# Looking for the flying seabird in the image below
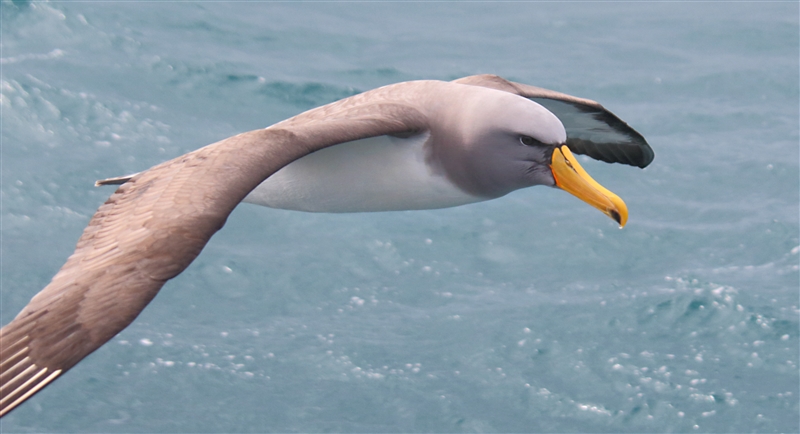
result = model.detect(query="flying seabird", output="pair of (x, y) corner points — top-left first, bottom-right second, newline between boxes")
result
(0, 74), (653, 417)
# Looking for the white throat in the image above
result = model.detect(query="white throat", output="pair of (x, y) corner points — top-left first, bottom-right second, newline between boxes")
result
(243, 133), (484, 212)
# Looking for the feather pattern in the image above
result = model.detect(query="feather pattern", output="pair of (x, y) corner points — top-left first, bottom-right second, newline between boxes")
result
(0, 86), (427, 416)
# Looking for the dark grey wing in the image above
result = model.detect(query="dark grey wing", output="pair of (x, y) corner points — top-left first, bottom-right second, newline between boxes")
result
(453, 74), (654, 168)
(526, 98), (653, 169)
(0, 85), (428, 417)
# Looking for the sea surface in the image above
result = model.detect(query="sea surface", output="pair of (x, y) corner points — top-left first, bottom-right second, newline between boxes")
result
(1, 2), (798, 433)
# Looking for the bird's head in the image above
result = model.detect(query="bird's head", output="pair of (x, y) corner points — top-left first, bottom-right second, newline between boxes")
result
(432, 87), (628, 227)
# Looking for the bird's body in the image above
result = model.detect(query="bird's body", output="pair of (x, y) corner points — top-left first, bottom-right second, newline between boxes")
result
(244, 132), (483, 212)
(249, 80), (568, 211)
(0, 75), (653, 419)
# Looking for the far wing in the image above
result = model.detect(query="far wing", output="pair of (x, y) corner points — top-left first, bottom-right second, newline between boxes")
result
(453, 74), (654, 168)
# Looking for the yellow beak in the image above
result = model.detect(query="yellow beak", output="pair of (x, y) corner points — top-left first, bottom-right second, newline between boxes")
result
(550, 145), (628, 228)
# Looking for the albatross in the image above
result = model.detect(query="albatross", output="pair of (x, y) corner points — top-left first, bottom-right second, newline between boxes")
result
(0, 74), (653, 417)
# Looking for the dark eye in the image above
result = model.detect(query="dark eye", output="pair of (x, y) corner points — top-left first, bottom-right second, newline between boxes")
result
(519, 135), (539, 146)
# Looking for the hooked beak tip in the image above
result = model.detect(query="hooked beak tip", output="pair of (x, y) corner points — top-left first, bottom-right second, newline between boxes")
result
(610, 209), (622, 227)
(550, 145), (628, 228)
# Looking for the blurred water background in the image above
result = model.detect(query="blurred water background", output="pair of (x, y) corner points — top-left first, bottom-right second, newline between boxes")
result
(1, 1), (798, 432)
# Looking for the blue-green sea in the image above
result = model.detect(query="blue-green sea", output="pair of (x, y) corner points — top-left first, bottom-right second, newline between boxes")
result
(1, 2), (798, 432)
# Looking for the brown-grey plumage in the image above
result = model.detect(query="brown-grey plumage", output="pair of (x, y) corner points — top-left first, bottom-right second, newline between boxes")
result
(0, 75), (652, 417)
(0, 83), (427, 417)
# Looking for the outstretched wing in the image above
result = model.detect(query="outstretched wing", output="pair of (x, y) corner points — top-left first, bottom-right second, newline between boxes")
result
(0, 85), (428, 417)
(453, 74), (654, 168)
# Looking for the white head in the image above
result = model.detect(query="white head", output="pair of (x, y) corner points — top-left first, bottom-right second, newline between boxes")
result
(426, 86), (567, 198)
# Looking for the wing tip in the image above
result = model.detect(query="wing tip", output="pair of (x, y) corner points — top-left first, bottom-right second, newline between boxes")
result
(95, 173), (137, 187)
(0, 329), (64, 418)
(0, 366), (62, 417)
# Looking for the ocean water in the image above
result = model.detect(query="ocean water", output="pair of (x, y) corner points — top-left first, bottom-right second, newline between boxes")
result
(1, 1), (798, 432)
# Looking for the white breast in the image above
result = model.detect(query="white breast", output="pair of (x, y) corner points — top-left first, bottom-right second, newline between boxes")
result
(243, 133), (483, 212)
